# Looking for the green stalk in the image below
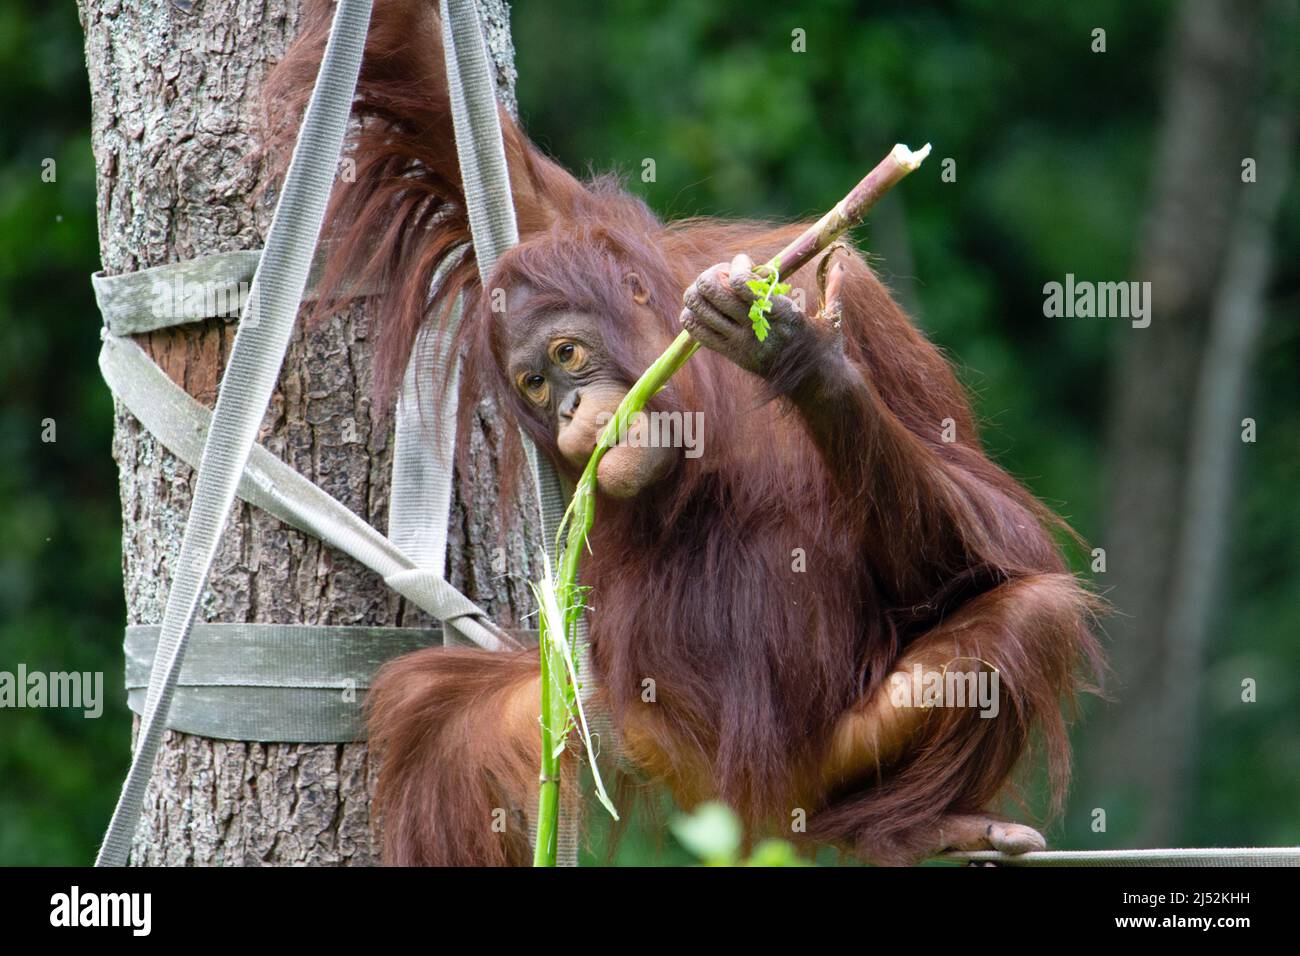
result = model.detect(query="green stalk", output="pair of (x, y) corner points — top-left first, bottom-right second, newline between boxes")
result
(533, 614), (561, 866)
(531, 143), (930, 866)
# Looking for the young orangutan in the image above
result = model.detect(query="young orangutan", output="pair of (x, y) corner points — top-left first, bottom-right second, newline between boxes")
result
(265, 0), (1103, 866)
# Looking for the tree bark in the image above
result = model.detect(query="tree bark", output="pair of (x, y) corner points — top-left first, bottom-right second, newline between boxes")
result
(1082, 0), (1287, 844)
(79, 0), (534, 865)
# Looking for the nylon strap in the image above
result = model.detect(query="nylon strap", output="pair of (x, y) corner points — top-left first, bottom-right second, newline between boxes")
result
(95, 0), (375, 867)
(389, 315), (460, 579)
(97, 332), (506, 652)
(92, 250), (263, 335)
(441, 0), (517, 280)
(124, 623), (444, 742)
(389, 247), (471, 601)
(438, 1), (558, 532)
(90, 247), (379, 336)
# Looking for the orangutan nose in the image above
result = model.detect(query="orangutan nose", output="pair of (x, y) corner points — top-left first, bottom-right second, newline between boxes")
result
(558, 389), (581, 421)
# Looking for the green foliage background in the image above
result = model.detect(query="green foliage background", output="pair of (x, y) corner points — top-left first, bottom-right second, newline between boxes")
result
(1, 0), (1296, 864)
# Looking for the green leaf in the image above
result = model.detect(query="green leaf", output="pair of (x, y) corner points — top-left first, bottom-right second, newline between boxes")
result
(745, 259), (786, 341)
(744, 839), (813, 867)
(670, 802), (743, 864)
(749, 301), (771, 341)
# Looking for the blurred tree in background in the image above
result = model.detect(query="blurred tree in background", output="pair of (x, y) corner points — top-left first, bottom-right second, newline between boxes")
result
(0, 1), (124, 863)
(1, 0), (1296, 863)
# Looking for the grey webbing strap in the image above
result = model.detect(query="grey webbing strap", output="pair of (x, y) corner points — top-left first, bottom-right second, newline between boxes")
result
(95, 0), (375, 867)
(90, 237), (469, 607)
(98, 333), (506, 652)
(124, 623), (444, 743)
(389, 246), (472, 608)
(387, 0), (524, 651)
(441, 0), (517, 280)
(440, 0), (569, 543)
(89, 248), (379, 336)
(442, 0), (572, 592)
(441, 0), (588, 867)
(92, 250), (263, 336)
(390, 315), (460, 579)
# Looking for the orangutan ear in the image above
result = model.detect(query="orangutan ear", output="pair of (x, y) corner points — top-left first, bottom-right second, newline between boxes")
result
(625, 272), (651, 305)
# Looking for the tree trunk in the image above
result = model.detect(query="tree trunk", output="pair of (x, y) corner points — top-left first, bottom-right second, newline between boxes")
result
(1082, 0), (1287, 845)
(79, 0), (534, 865)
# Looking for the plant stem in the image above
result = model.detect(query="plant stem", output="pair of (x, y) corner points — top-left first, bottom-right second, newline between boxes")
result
(533, 639), (560, 866)
(771, 142), (931, 277)
(532, 767), (559, 866)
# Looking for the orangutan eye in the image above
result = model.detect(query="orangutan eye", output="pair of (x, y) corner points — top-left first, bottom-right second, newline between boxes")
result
(516, 372), (550, 405)
(550, 340), (586, 370)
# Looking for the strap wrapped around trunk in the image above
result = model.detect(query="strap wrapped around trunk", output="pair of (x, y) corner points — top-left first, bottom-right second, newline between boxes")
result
(123, 623), (445, 743)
